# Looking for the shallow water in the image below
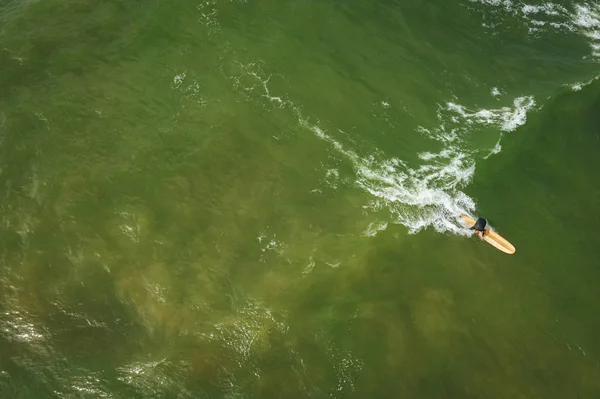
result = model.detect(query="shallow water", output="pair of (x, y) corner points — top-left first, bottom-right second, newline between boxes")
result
(1, 0), (600, 397)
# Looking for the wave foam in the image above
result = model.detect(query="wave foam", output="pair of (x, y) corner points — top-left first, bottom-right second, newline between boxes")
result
(572, 3), (600, 57)
(226, 62), (536, 235)
(469, 0), (600, 57)
(569, 74), (600, 90)
(445, 96), (535, 132)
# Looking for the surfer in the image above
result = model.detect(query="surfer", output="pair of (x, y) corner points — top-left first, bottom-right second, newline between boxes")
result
(470, 217), (487, 239)
(460, 215), (515, 254)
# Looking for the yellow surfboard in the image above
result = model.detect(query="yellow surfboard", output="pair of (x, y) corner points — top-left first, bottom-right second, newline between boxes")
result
(460, 215), (516, 255)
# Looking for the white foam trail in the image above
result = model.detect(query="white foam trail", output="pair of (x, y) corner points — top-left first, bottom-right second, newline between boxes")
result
(227, 62), (536, 235)
(354, 153), (477, 234)
(329, 95), (535, 233)
(296, 109), (479, 234)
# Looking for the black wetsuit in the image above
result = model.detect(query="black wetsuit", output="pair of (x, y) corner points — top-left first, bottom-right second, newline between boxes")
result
(470, 217), (487, 236)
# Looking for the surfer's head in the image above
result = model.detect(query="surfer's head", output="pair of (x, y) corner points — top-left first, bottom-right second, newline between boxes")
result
(470, 217), (487, 232)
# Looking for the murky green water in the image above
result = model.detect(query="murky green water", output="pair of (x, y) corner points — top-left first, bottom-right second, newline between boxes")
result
(1, 0), (600, 397)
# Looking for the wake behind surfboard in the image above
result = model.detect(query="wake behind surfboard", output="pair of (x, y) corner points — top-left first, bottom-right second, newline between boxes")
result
(460, 215), (516, 255)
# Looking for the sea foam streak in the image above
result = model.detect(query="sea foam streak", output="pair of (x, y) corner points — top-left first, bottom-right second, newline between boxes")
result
(224, 62), (536, 235)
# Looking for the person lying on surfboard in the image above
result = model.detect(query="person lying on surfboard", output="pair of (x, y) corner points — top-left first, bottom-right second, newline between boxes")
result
(460, 215), (516, 254)
(470, 217), (487, 239)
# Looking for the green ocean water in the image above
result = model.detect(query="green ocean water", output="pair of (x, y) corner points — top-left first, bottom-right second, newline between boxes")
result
(1, 0), (600, 397)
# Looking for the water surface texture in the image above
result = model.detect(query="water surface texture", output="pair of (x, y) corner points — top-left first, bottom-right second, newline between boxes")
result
(1, 0), (600, 397)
